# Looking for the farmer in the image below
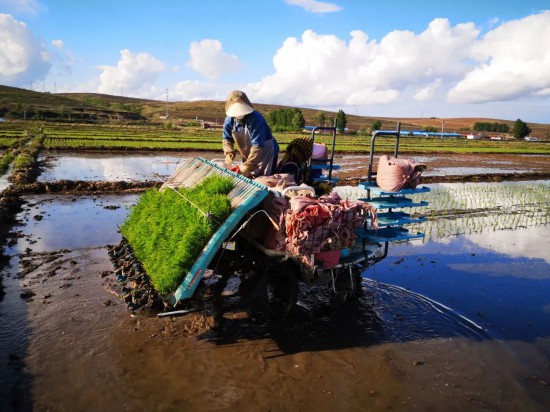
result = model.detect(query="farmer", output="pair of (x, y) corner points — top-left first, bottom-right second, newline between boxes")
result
(222, 90), (279, 178)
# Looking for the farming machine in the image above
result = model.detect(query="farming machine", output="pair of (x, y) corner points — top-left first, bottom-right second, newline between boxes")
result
(113, 123), (430, 320)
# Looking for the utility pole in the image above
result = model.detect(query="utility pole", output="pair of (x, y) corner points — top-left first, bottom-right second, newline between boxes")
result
(165, 88), (169, 118)
(441, 121), (445, 138)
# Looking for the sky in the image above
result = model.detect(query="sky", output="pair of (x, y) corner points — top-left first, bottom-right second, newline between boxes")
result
(1, 0), (549, 123)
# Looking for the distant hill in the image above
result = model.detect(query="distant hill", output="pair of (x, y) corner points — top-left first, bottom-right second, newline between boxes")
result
(0, 85), (147, 121)
(1, 85), (548, 136)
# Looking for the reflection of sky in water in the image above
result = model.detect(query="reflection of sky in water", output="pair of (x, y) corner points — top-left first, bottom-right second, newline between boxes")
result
(0, 166), (11, 192)
(369, 232), (550, 341)
(8, 194), (139, 254)
(437, 225), (550, 267)
(38, 154), (190, 182)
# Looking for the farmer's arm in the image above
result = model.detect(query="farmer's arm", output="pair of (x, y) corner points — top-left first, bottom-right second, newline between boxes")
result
(222, 116), (236, 165)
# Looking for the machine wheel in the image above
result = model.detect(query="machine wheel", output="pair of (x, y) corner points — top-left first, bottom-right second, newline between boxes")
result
(331, 266), (363, 304)
(266, 261), (299, 320)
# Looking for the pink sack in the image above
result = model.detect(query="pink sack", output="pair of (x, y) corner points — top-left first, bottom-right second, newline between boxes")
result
(376, 155), (425, 192)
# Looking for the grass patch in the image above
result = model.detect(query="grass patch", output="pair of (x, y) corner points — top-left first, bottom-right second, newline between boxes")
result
(120, 175), (234, 295)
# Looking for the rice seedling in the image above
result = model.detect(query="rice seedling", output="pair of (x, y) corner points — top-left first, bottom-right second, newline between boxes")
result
(120, 175), (234, 295)
(409, 181), (550, 240)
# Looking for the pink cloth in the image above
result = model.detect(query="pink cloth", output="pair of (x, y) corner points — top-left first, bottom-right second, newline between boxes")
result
(280, 193), (377, 259)
(376, 155), (425, 192)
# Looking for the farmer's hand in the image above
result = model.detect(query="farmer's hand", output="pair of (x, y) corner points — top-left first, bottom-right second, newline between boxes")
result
(224, 152), (235, 165)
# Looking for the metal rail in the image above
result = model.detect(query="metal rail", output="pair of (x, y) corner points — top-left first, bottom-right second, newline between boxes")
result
(367, 122), (401, 182)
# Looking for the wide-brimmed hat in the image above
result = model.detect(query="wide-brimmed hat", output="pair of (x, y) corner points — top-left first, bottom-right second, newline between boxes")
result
(225, 90), (254, 117)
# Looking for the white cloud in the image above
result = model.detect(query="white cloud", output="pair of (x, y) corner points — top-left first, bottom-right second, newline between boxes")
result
(52, 39), (64, 49)
(0, 0), (44, 16)
(186, 39), (240, 81)
(448, 11), (550, 104)
(249, 20), (479, 108)
(414, 79), (442, 101)
(244, 12), (550, 119)
(285, 0), (342, 14)
(171, 79), (228, 102)
(0, 13), (51, 85)
(488, 16), (500, 27)
(98, 49), (165, 96)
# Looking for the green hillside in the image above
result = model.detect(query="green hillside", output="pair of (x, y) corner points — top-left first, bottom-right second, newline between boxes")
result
(1, 84), (548, 137)
(0, 85), (147, 121)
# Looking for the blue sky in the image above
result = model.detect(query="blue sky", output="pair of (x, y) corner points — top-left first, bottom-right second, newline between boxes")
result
(1, 0), (549, 123)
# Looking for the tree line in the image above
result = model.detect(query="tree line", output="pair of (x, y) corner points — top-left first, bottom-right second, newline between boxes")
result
(266, 108), (348, 133)
(473, 122), (510, 133)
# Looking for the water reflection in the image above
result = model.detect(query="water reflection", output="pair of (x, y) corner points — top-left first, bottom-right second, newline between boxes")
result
(369, 234), (550, 341)
(0, 165), (12, 192)
(7, 194), (138, 255)
(38, 152), (217, 182)
(409, 181), (550, 259)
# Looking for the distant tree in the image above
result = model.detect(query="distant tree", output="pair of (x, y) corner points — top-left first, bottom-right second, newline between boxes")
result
(424, 126), (438, 133)
(291, 110), (305, 130)
(371, 120), (382, 131)
(313, 112), (326, 126)
(512, 119), (531, 139)
(266, 108), (305, 131)
(59, 105), (67, 120)
(473, 121), (510, 133)
(127, 104), (142, 115)
(336, 110), (347, 133)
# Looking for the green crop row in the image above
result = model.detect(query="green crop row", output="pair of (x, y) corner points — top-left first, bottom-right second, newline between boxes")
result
(43, 137), (220, 150)
(0, 137), (20, 148)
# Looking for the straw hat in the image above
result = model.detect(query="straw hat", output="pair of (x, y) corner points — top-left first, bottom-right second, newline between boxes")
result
(225, 90), (254, 117)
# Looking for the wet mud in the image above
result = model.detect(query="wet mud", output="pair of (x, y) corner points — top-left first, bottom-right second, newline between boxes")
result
(1, 153), (549, 411)
(2, 243), (549, 411)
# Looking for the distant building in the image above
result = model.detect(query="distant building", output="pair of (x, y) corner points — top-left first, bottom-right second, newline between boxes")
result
(199, 120), (223, 129)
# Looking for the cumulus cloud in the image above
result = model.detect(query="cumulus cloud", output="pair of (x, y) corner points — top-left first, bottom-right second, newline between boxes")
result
(52, 39), (64, 49)
(448, 11), (550, 104)
(0, 13), (51, 85)
(250, 20), (479, 108)
(285, 0), (342, 14)
(0, 0), (44, 16)
(98, 49), (165, 95)
(414, 78), (442, 101)
(186, 39), (240, 80)
(171, 79), (228, 102)
(245, 11), (550, 117)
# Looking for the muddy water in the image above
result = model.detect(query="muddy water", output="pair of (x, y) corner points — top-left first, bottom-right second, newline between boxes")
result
(1, 190), (549, 411)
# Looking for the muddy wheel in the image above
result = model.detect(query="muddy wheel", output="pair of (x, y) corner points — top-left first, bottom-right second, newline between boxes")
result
(267, 261), (299, 320)
(331, 266), (363, 304)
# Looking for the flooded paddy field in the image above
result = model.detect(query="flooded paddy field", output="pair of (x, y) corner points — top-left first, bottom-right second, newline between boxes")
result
(38, 151), (219, 182)
(39, 151), (550, 184)
(1, 152), (550, 411)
